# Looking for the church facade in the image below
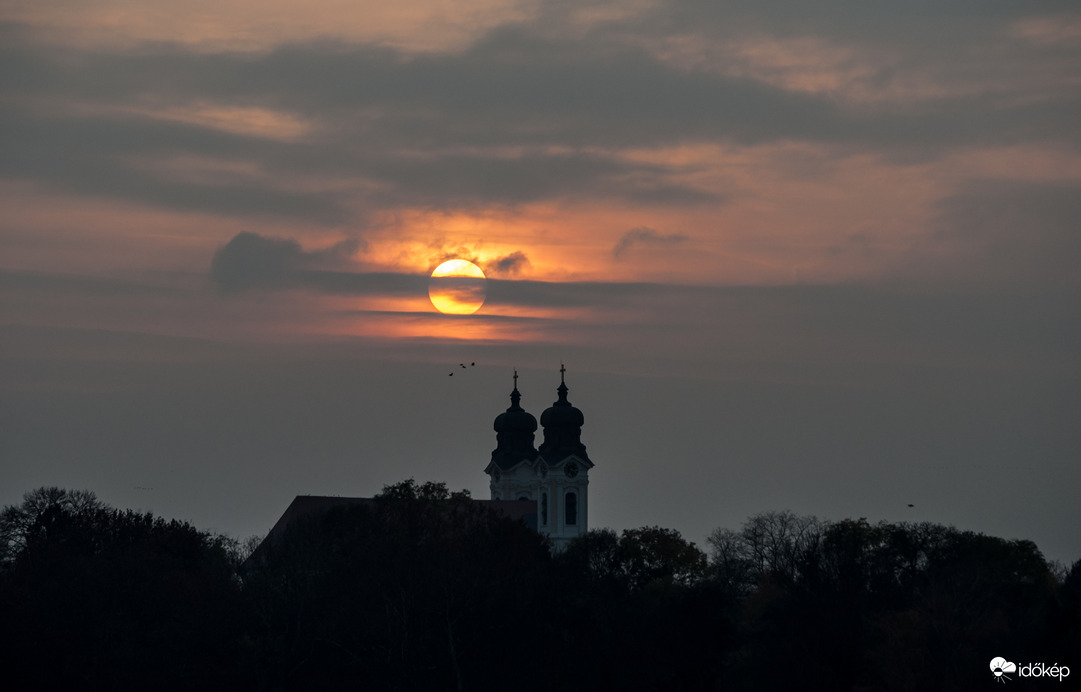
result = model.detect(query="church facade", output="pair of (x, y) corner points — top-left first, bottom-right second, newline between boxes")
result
(484, 366), (594, 550)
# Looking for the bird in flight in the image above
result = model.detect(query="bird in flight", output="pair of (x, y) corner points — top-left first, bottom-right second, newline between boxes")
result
(448, 361), (476, 376)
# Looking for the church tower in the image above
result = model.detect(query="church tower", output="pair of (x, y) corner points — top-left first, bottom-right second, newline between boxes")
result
(485, 370), (539, 504)
(484, 367), (593, 550)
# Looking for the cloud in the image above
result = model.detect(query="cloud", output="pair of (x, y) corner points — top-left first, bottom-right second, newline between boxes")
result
(210, 233), (306, 292)
(0, 107), (353, 223)
(485, 251), (531, 277)
(612, 227), (689, 259)
(4, 3), (1078, 225)
(210, 232), (398, 294)
(308, 237), (368, 267)
(0, 269), (181, 298)
(485, 277), (684, 308)
(207, 234), (653, 307)
(923, 179), (1081, 288)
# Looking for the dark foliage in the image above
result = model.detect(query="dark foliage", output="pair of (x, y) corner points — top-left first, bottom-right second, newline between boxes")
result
(548, 526), (733, 692)
(2, 485), (1077, 692)
(0, 488), (245, 691)
(710, 514), (1073, 691)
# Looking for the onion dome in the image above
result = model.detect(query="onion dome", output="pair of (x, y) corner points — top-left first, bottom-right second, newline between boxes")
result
(539, 365), (590, 463)
(490, 371), (539, 470)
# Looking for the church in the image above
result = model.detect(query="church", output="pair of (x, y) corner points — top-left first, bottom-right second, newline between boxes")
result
(486, 366), (594, 550)
(254, 367), (594, 553)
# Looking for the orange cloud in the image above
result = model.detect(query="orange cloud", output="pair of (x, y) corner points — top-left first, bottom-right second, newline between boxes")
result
(3, 0), (538, 53)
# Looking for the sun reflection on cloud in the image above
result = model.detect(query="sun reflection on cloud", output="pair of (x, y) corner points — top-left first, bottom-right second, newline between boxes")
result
(299, 282), (580, 344)
(106, 102), (313, 141)
(324, 308), (564, 344)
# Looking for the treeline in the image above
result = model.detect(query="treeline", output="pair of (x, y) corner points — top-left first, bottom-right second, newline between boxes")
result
(1, 483), (1078, 691)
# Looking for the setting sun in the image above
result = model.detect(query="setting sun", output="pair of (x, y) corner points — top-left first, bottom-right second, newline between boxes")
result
(429, 259), (487, 314)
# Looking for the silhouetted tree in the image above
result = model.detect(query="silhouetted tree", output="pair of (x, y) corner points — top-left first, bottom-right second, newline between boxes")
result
(1056, 559), (1081, 672)
(549, 527), (728, 692)
(711, 515), (1064, 692)
(0, 486), (102, 571)
(0, 491), (245, 691)
(619, 526), (708, 591)
(557, 527), (625, 591)
(872, 529), (1057, 690)
(707, 510), (825, 595)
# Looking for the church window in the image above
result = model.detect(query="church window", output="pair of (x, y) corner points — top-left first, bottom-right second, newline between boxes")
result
(541, 493), (548, 525)
(565, 492), (577, 525)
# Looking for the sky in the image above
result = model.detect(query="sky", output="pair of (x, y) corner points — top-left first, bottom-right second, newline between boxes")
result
(2, 0), (1080, 562)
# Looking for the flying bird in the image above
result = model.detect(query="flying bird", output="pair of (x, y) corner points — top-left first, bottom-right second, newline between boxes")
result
(460, 363), (467, 368)
(471, 362), (475, 366)
(907, 504), (914, 508)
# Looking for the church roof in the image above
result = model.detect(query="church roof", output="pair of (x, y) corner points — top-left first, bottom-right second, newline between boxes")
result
(245, 495), (537, 569)
(262, 495), (374, 547)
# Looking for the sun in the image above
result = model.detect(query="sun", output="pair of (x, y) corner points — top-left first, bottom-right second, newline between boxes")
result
(429, 259), (487, 314)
